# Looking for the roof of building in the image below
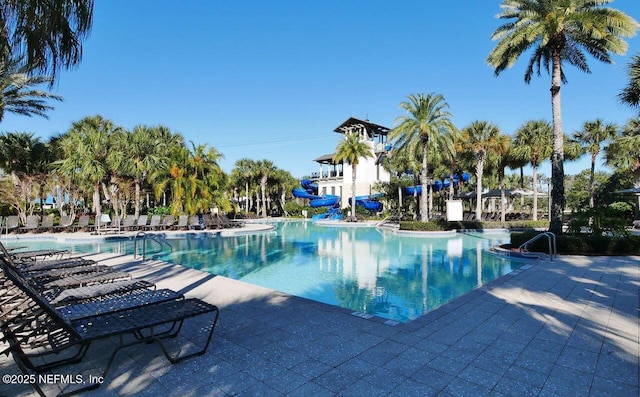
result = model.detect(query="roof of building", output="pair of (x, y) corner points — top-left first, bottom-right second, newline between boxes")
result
(333, 117), (390, 137)
(314, 153), (338, 164)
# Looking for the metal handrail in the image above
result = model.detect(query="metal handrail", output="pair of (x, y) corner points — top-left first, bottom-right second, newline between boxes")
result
(519, 231), (557, 261)
(133, 231), (173, 260)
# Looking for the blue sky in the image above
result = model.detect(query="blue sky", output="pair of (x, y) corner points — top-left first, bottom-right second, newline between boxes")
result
(2, 0), (640, 182)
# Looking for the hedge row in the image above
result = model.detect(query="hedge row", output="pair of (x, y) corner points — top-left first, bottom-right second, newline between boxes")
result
(510, 231), (640, 255)
(399, 220), (549, 231)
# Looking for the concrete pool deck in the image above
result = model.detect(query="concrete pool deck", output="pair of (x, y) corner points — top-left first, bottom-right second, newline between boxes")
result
(0, 247), (638, 395)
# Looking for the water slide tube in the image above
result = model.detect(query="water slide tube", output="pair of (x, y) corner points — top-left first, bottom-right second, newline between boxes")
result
(347, 194), (384, 212)
(403, 173), (471, 195)
(292, 180), (342, 220)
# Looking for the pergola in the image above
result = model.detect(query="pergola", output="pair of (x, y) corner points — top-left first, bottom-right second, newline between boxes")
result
(333, 117), (390, 144)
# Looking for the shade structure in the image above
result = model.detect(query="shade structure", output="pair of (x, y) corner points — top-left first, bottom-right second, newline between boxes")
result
(614, 187), (640, 195)
(484, 189), (534, 198)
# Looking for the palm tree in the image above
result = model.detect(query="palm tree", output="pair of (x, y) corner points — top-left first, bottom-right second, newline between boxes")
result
(111, 125), (169, 218)
(513, 120), (553, 221)
(232, 158), (255, 213)
(620, 53), (640, 112)
(0, 0), (94, 83)
(53, 115), (120, 218)
(487, 0), (639, 233)
(0, 56), (61, 123)
(333, 132), (374, 219)
(0, 131), (40, 182)
(460, 121), (504, 221)
(572, 119), (617, 207)
(606, 118), (640, 187)
(389, 93), (456, 221)
(0, 131), (50, 222)
(255, 160), (277, 218)
(488, 133), (513, 222)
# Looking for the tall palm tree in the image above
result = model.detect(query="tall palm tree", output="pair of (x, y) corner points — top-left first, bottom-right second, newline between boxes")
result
(53, 115), (120, 218)
(255, 159), (277, 218)
(0, 131), (40, 182)
(489, 133), (513, 222)
(389, 93), (456, 221)
(620, 52), (640, 112)
(0, 0), (94, 84)
(606, 118), (640, 188)
(0, 56), (61, 123)
(572, 119), (617, 207)
(513, 120), (553, 221)
(111, 125), (169, 218)
(232, 158), (255, 213)
(487, 0), (639, 233)
(460, 121), (504, 221)
(333, 133), (374, 219)
(606, 118), (640, 217)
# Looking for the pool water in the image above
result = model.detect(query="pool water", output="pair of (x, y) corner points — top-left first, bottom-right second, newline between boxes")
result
(2, 221), (523, 323)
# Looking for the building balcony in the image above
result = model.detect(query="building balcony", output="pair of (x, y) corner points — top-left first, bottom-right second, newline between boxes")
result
(311, 171), (344, 180)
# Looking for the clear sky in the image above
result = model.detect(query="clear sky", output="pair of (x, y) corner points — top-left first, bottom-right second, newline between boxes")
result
(2, 0), (640, 182)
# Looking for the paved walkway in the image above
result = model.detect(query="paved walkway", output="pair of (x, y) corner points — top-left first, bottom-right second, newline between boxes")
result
(0, 253), (638, 396)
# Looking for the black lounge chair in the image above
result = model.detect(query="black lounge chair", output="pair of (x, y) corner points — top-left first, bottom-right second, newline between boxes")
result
(8, 249), (68, 261)
(0, 250), (219, 396)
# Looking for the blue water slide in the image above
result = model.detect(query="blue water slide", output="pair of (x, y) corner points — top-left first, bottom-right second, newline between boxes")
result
(348, 194), (384, 212)
(293, 181), (340, 209)
(309, 195), (340, 208)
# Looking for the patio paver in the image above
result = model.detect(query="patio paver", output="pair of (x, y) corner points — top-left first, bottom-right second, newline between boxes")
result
(0, 250), (637, 396)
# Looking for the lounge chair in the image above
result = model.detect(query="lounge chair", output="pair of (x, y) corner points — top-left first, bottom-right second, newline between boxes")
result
(134, 214), (149, 230)
(0, 251), (219, 396)
(18, 215), (39, 233)
(38, 214), (55, 232)
(189, 215), (203, 230)
(143, 214), (162, 230)
(120, 216), (137, 231)
(174, 215), (189, 230)
(4, 215), (20, 233)
(54, 215), (74, 232)
(218, 214), (243, 228)
(71, 215), (91, 232)
(160, 215), (175, 229)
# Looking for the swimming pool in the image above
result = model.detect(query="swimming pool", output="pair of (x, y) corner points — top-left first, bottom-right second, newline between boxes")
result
(1, 221), (524, 323)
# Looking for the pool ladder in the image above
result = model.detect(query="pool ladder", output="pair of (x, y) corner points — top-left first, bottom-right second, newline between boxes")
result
(519, 232), (557, 261)
(133, 232), (173, 260)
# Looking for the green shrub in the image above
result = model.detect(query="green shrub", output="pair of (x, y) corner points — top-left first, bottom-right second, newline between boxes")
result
(510, 231), (640, 255)
(399, 221), (447, 231)
(283, 201), (302, 216)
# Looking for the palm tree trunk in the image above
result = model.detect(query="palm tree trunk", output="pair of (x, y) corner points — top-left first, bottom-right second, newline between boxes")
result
(499, 168), (506, 223)
(519, 166), (525, 209)
(93, 183), (101, 218)
(550, 51), (565, 234)
(475, 160), (484, 221)
(420, 144), (429, 222)
(261, 179), (267, 218)
(351, 166), (356, 218)
(245, 180), (249, 212)
(532, 165), (538, 221)
(589, 154), (596, 208)
(134, 180), (141, 218)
